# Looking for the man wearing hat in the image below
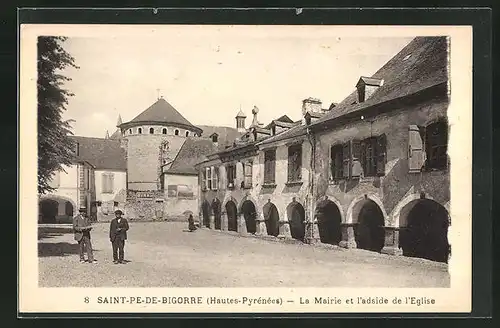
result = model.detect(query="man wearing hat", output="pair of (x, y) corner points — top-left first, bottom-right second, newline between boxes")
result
(73, 207), (96, 263)
(109, 209), (129, 264)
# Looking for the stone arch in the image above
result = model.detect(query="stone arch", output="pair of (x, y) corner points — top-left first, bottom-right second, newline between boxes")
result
(286, 200), (306, 242)
(222, 196), (238, 212)
(211, 198), (222, 230)
(224, 199), (238, 232)
(347, 195), (386, 252)
(390, 193), (436, 227)
(315, 197), (343, 245)
(240, 199), (257, 234)
(346, 194), (388, 225)
(262, 200), (280, 237)
(397, 197), (450, 263)
(39, 195), (77, 224)
(201, 200), (211, 228)
(237, 194), (260, 216)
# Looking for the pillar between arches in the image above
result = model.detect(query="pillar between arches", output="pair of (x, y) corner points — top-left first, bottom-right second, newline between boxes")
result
(221, 212), (228, 231)
(305, 220), (320, 244)
(238, 213), (248, 234)
(381, 226), (403, 256)
(255, 214), (267, 236)
(339, 223), (357, 249)
(209, 215), (215, 229)
(278, 220), (291, 239)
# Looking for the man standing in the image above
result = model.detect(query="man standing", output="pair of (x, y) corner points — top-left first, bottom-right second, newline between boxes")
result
(73, 207), (97, 264)
(109, 209), (129, 264)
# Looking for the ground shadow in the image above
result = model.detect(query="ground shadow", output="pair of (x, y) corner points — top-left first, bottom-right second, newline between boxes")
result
(38, 226), (74, 240)
(38, 242), (101, 257)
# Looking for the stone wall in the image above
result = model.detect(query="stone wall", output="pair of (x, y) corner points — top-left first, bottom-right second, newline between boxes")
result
(126, 134), (186, 191)
(314, 97), (450, 228)
(124, 190), (166, 221)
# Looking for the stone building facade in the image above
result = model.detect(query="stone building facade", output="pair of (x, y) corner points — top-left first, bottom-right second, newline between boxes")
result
(195, 36), (451, 263)
(38, 161), (95, 224)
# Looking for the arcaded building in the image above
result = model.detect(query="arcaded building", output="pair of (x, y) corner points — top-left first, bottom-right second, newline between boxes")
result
(195, 36), (451, 263)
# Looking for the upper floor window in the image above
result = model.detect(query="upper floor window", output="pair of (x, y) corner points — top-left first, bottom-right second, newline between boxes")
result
(339, 135), (386, 179)
(185, 131), (190, 137)
(128, 129), (132, 134)
(226, 164), (236, 188)
(287, 144), (302, 182)
(264, 149), (276, 184)
(206, 167), (212, 190)
(162, 128), (167, 134)
(149, 127), (154, 134)
(211, 167), (219, 190)
(138, 128), (142, 134)
(330, 145), (343, 180)
(175, 129), (179, 136)
(408, 120), (448, 172)
(425, 121), (448, 170)
(102, 172), (115, 194)
(243, 161), (253, 188)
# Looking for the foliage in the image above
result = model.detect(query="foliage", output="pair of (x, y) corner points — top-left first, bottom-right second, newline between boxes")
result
(37, 36), (79, 194)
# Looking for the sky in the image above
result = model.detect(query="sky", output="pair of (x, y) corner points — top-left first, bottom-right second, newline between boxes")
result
(59, 26), (414, 138)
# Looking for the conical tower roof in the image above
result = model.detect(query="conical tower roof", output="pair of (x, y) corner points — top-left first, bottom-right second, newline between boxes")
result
(129, 97), (194, 127)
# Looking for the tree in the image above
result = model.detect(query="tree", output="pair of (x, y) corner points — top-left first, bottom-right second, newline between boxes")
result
(37, 36), (79, 194)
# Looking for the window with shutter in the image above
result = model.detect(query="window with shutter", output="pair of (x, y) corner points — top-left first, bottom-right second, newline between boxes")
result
(287, 144), (302, 182)
(102, 173), (108, 193)
(212, 167), (219, 190)
(425, 120), (448, 170)
(408, 125), (426, 173)
(264, 150), (276, 183)
(244, 162), (253, 188)
(342, 142), (351, 178)
(206, 167), (212, 190)
(201, 169), (207, 191)
(108, 173), (114, 192)
(376, 134), (387, 175)
(360, 137), (377, 177)
(330, 145), (344, 180)
(351, 140), (363, 178)
(227, 164), (236, 188)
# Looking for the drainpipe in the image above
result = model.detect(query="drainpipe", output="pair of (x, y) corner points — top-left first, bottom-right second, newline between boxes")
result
(306, 126), (316, 244)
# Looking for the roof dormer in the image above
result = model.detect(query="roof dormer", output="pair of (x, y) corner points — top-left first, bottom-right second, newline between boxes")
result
(356, 76), (384, 103)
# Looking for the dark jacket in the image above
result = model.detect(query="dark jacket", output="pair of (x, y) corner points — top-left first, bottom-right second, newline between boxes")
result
(109, 217), (129, 242)
(73, 214), (92, 241)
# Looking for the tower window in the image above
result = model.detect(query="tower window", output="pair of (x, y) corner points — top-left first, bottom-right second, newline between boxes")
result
(138, 128), (142, 134)
(175, 129), (179, 136)
(211, 134), (218, 143)
(149, 127), (154, 134)
(162, 128), (167, 135)
(185, 131), (189, 137)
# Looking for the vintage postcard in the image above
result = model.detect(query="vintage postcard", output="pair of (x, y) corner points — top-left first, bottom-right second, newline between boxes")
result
(19, 24), (472, 314)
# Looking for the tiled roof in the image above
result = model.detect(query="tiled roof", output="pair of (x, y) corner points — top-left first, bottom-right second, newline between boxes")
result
(313, 36), (448, 126)
(166, 138), (218, 175)
(109, 129), (122, 140)
(70, 136), (126, 171)
(197, 125), (244, 150)
(125, 98), (199, 131)
(257, 124), (308, 146)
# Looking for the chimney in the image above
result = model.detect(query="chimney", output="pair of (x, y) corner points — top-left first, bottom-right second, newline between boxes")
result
(356, 77), (384, 103)
(235, 109), (247, 133)
(302, 97), (322, 124)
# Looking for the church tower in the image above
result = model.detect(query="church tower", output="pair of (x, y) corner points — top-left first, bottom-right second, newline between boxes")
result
(117, 96), (203, 191)
(235, 109), (246, 133)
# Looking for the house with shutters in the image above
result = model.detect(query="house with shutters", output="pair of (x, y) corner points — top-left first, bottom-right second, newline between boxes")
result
(308, 36), (450, 263)
(195, 36), (451, 264)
